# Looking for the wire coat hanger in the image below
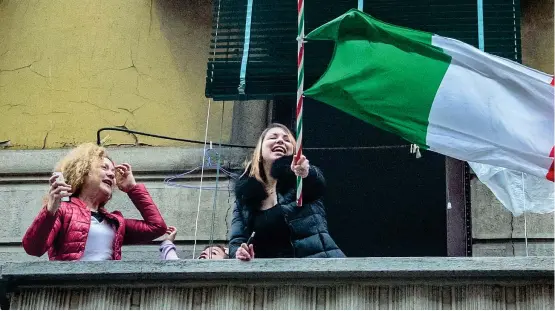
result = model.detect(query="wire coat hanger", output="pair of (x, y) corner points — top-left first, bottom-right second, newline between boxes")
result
(164, 141), (238, 191)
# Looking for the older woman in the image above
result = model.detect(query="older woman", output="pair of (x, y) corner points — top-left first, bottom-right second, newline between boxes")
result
(230, 123), (344, 260)
(22, 143), (167, 261)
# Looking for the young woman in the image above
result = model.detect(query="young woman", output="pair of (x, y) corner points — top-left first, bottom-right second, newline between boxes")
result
(22, 143), (167, 261)
(229, 123), (344, 260)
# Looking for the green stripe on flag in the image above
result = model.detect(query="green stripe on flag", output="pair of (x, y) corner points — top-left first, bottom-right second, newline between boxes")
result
(304, 9), (452, 147)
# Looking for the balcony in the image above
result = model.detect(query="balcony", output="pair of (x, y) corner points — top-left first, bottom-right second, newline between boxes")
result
(1, 257), (553, 310)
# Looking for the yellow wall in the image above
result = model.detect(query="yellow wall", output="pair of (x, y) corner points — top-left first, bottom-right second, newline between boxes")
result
(521, 0), (554, 74)
(0, 0), (233, 149)
(2, 0), (551, 150)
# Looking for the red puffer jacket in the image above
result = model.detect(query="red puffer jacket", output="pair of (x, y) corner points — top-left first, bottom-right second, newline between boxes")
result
(22, 184), (167, 261)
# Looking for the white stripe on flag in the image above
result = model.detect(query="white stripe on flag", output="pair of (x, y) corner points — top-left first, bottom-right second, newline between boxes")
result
(427, 36), (554, 178)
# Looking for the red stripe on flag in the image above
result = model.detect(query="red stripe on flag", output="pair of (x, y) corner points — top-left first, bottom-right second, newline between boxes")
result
(547, 147), (554, 182)
(551, 78), (554, 86)
(297, 0), (303, 13)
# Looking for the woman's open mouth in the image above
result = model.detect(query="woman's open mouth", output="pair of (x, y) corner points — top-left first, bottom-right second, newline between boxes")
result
(102, 179), (113, 187)
(271, 145), (287, 155)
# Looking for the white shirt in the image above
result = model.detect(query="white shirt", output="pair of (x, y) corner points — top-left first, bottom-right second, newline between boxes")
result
(80, 216), (116, 261)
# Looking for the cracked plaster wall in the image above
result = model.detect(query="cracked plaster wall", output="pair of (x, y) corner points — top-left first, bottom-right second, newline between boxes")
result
(0, 0), (232, 149)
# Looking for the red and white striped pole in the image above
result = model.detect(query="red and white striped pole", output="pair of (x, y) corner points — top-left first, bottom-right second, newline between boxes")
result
(296, 0), (304, 206)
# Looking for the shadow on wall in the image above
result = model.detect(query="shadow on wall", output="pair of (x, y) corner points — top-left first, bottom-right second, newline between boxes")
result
(155, 0), (213, 82)
(153, 0), (233, 143)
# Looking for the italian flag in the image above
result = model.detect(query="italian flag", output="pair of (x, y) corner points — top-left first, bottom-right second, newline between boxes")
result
(304, 9), (554, 181)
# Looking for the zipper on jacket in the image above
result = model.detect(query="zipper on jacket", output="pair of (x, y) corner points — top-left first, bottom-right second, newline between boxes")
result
(282, 212), (296, 258)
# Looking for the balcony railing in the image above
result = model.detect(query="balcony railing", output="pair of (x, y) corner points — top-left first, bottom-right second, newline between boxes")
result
(1, 257), (553, 309)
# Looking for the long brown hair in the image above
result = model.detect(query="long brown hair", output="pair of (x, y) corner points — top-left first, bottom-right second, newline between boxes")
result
(243, 123), (296, 183)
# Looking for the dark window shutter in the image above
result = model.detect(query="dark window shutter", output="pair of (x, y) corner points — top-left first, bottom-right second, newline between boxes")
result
(206, 0), (522, 100)
(484, 0), (521, 61)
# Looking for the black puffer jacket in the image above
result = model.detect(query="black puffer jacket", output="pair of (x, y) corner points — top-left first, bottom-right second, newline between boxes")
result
(229, 156), (345, 258)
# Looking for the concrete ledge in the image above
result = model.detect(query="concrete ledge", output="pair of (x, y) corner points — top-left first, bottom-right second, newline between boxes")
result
(0, 146), (250, 175)
(2, 257), (553, 285)
(3, 258), (553, 310)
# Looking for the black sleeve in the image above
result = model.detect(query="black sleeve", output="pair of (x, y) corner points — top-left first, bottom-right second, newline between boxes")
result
(271, 155), (326, 204)
(228, 201), (249, 259)
(303, 165), (326, 203)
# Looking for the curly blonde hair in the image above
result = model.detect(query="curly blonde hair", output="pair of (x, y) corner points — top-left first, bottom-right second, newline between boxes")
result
(53, 143), (111, 196)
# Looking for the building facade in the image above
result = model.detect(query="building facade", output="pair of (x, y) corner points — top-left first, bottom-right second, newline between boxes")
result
(0, 0), (553, 309)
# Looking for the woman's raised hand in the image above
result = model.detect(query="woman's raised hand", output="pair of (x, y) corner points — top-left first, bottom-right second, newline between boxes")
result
(291, 154), (309, 178)
(236, 243), (255, 261)
(115, 163), (137, 192)
(46, 174), (72, 214)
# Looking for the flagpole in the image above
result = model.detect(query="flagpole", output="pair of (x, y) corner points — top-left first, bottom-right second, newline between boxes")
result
(296, 0), (304, 206)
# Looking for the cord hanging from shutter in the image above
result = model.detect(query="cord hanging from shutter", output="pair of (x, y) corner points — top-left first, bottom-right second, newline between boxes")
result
(238, 0), (254, 95)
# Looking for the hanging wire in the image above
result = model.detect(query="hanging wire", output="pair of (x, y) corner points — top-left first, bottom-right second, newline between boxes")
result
(524, 210), (529, 256)
(96, 127), (413, 152)
(96, 127), (251, 148)
(192, 98), (212, 259)
(191, 0), (224, 259)
(208, 101), (226, 258)
(521, 172), (529, 256)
